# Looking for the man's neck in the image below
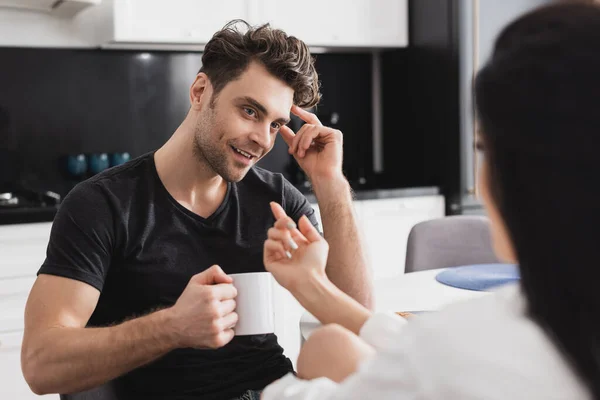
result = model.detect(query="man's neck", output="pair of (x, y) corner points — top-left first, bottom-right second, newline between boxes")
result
(154, 124), (228, 219)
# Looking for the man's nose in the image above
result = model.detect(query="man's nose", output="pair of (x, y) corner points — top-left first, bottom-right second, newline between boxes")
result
(249, 124), (273, 150)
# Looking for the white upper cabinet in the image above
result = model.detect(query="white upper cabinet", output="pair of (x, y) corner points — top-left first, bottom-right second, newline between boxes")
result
(81, 0), (407, 48)
(256, 0), (408, 48)
(0, 0), (99, 17)
(111, 0), (249, 44)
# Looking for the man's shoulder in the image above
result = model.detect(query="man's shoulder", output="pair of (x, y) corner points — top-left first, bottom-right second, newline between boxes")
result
(86, 152), (155, 193)
(62, 152), (155, 210)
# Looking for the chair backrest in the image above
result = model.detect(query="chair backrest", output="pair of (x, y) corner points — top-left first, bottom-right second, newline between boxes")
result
(60, 383), (119, 400)
(404, 215), (500, 273)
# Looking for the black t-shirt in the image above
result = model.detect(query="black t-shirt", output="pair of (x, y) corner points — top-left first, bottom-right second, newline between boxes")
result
(38, 152), (319, 400)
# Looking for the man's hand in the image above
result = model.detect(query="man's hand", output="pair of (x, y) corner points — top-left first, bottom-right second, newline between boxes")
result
(280, 105), (344, 182)
(167, 265), (238, 349)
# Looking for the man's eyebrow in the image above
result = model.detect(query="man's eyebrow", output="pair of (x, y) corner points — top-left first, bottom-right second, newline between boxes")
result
(238, 96), (268, 115)
(237, 96), (291, 124)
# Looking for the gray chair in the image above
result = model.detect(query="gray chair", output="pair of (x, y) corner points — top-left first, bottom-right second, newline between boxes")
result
(60, 383), (118, 400)
(404, 215), (500, 273)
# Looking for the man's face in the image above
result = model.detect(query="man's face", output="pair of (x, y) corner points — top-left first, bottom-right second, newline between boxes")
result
(193, 62), (294, 182)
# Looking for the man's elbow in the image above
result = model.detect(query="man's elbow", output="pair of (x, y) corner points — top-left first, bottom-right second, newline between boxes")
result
(21, 345), (54, 395)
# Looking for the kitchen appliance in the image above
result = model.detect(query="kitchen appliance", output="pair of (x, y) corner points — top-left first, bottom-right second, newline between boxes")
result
(0, 184), (61, 224)
(0, 186), (60, 209)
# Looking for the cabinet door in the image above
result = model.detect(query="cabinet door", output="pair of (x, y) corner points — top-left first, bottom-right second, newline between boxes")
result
(113, 0), (250, 43)
(0, 331), (58, 399)
(0, 222), (51, 279)
(255, 0), (407, 47)
(359, 196), (445, 278)
(0, 276), (36, 332)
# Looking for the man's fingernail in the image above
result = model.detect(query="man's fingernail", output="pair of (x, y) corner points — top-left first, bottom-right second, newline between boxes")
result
(285, 251), (293, 259)
(288, 239), (299, 250)
(287, 221), (296, 230)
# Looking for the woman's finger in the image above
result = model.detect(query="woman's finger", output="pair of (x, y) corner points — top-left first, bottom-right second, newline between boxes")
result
(265, 238), (292, 260)
(299, 215), (323, 243)
(268, 227), (298, 252)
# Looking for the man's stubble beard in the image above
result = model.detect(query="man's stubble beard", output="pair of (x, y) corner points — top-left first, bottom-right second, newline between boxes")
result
(192, 105), (246, 183)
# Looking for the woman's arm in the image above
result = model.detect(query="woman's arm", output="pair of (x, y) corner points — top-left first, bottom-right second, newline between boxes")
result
(264, 202), (371, 334)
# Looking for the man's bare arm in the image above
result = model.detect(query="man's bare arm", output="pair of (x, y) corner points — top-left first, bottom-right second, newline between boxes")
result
(22, 266), (237, 395)
(312, 176), (373, 308)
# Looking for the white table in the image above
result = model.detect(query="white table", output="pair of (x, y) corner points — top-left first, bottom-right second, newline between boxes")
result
(300, 268), (489, 340)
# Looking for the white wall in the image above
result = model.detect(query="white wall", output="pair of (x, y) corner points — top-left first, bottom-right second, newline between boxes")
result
(0, 7), (94, 47)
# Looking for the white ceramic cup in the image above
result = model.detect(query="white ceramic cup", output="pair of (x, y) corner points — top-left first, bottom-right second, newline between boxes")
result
(230, 272), (275, 336)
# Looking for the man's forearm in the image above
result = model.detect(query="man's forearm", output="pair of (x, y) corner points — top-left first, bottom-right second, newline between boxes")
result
(22, 308), (178, 395)
(311, 175), (373, 309)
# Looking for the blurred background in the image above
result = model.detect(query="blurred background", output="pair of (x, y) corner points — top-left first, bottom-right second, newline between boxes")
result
(0, 2), (553, 397)
(0, 0), (551, 224)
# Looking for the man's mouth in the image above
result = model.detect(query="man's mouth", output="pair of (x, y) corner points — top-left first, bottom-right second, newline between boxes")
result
(231, 145), (256, 160)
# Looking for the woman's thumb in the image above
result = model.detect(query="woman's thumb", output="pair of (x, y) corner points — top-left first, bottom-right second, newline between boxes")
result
(299, 215), (322, 243)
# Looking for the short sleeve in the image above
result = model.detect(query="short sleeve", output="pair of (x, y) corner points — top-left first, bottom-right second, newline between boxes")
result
(282, 179), (320, 233)
(38, 181), (116, 292)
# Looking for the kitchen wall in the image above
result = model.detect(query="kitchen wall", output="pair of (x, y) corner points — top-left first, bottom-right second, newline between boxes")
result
(0, 47), (374, 197)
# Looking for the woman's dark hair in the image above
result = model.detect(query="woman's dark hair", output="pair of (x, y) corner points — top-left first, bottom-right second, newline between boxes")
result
(475, 1), (600, 397)
(199, 20), (321, 108)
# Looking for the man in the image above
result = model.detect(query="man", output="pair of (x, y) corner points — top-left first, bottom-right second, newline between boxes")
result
(21, 21), (372, 400)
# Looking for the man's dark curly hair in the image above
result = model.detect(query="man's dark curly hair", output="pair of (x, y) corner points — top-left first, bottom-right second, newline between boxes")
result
(199, 20), (321, 108)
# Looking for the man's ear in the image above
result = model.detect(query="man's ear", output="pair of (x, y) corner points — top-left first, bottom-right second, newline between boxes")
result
(190, 73), (212, 111)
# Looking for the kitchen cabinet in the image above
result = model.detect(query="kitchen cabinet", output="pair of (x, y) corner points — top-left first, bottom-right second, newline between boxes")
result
(310, 195), (446, 278)
(256, 0), (408, 48)
(0, 222), (55, 399)
(359, 196), (445, 278)
(78, 0), (407, 48)
(111, 0), (249, 44)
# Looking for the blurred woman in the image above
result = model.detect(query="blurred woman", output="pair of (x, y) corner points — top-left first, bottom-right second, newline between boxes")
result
(261, 2), (600, 399)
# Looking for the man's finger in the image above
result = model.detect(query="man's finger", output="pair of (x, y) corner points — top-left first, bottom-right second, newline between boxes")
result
(219, 328), (235, 345)
(270, 202), (289, 220)
(212, 283), (238, 300)
(298, 129), (318, 158)
(279, 125), (295, 147)
(291, 105), (322, 126)
(219, 299), (237, 316)
(194, 265), (232, 285)
(221, 312), (238, 331)
(291, 125), (309, 154)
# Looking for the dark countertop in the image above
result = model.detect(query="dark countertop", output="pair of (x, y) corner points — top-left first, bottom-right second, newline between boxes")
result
(0, 206), (58, 225)
(303, 186), (441, 203)
(0, 186), (441, 226)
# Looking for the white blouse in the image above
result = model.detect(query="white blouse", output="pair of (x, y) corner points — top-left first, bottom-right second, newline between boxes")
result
(263, 285), (590, 400)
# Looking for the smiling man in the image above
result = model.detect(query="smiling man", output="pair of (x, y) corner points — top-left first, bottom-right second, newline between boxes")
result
(21, 21), (372, 400)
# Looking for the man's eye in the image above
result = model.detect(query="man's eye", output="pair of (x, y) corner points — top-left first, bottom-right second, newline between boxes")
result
(271, 122), (281, 130)
(244, 108), (256, 117)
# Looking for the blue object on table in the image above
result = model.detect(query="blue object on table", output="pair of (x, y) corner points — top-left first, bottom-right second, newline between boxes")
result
(110, 152), (131, 167)
(435, 263), (520, 292)
(66, 154), (87, 177)
(88, 153), (110, 175)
